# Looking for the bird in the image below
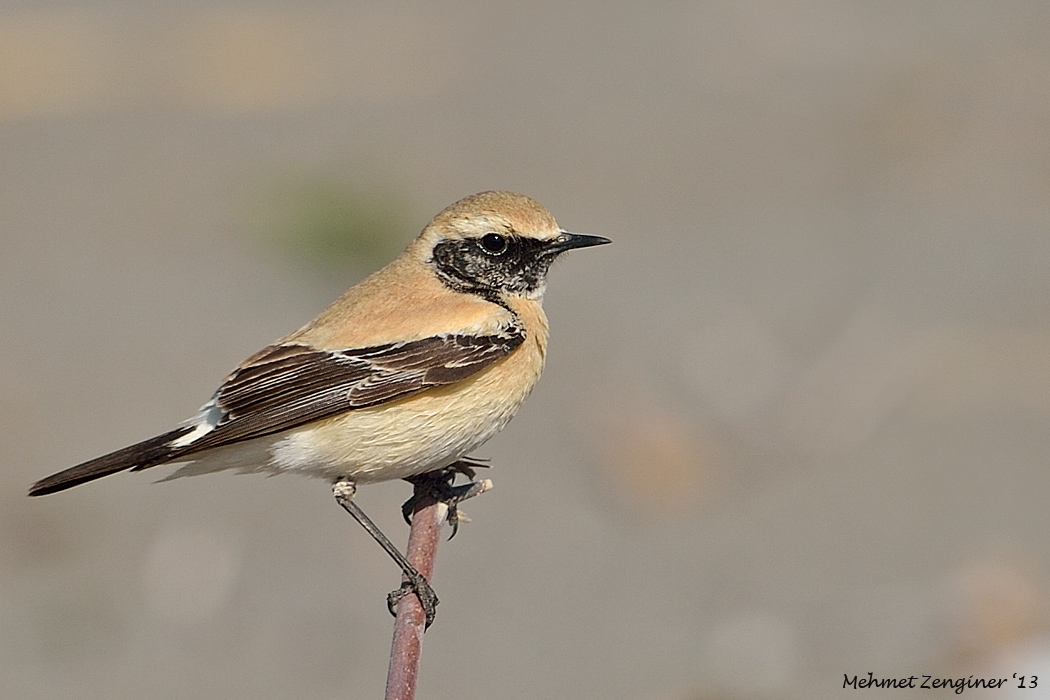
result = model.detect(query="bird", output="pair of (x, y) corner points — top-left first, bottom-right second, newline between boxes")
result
(29, 190), (610, 626)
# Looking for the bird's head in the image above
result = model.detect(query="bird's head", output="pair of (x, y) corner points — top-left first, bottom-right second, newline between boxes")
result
(417, 191), (609, 303)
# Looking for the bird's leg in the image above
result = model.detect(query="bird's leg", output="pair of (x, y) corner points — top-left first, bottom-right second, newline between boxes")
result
(332, 480), (439, 628)
(401, 460), (494, 538)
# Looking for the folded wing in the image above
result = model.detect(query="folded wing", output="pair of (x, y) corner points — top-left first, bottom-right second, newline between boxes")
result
(29, 324), (525, 495)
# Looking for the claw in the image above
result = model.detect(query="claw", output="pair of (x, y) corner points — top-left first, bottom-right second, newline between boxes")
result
(387, 577), (439, 629)
(445, 478), (492, 539)
(401, 463), (494, 536)
(449, 457), (490, 481)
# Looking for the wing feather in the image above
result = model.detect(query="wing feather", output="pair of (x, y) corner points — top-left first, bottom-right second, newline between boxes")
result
(184, 324), (525, 452)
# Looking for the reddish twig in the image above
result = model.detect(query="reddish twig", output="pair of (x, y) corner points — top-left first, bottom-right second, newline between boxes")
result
(384, 498), (445, 700)
(383, 472), (492, 700)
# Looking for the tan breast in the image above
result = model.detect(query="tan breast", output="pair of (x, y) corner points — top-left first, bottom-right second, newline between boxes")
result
(262, 297), (550, 482)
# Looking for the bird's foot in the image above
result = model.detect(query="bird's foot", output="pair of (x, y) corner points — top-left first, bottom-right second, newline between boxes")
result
(445, 456), (490, 481)
(387, 575), (440, 628)
(401, 461), (494, 538)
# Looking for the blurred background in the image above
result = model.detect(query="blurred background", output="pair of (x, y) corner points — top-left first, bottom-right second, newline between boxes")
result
(3, 2), (1050, 698)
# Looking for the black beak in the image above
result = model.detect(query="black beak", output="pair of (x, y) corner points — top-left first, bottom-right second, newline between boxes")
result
(545, 231), (612, 255)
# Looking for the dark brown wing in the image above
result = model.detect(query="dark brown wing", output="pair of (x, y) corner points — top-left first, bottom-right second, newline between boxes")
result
(30, 325), (524, 496)
(183, 324), (525, 451)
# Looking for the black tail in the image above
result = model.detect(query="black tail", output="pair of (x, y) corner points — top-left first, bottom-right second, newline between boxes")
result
(29, 426), (194, 496)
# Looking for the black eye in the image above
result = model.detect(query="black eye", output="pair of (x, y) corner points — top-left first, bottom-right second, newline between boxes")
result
(480, 233), (507, 254)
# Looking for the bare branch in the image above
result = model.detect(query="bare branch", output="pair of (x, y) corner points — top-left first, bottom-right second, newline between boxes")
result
(384, 497), (446, 700)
